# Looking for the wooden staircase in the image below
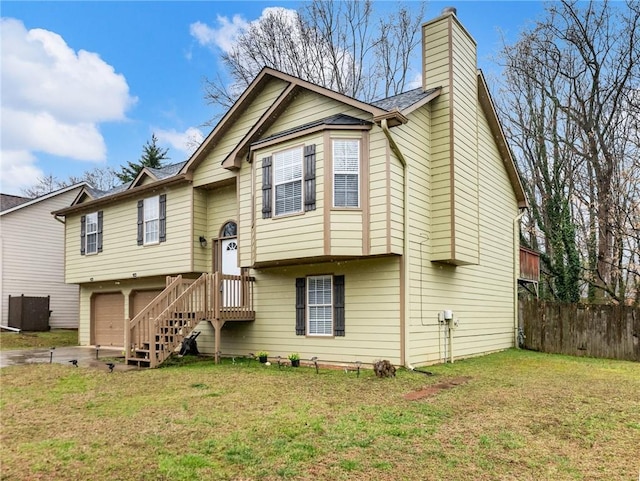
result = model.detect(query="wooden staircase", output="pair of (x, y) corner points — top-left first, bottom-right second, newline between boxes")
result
(126, 272), (255, 368)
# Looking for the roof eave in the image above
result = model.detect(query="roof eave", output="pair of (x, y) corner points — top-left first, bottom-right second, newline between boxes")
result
(53, 174), (192, 216)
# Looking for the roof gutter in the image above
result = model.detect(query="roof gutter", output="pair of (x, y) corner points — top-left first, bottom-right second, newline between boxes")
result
(53, 174), (192, 216)
(380, 118), (410, 368)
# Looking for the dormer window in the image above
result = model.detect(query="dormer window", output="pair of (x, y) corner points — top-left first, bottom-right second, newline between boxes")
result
(274, 147), (303, 216)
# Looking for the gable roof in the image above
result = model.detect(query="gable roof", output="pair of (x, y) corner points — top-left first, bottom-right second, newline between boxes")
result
(183, 67), (406, 173)
(0, 183), (87, 217)
(54, 161), (189, 216)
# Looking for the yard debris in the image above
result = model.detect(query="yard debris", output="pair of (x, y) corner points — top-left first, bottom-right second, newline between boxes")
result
(373, 359), (396, 378)
(404, 376), (472, 400)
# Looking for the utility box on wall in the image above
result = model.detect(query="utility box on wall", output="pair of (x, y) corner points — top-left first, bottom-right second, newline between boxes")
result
(8, 295), (51, 331)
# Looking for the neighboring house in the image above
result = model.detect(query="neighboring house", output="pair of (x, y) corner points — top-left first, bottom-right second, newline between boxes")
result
(53, 10), (527, 368)
(1, 184), (87, 329)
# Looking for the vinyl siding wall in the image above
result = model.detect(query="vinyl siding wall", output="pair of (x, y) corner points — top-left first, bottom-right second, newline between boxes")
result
(0, 188), (81, 329)
(65, 185), (193, 284)
(193, 78), (289, 188)
(424, 14), (480, 265)
(202, 257), (401, 364)
(406, 102), (518, 365)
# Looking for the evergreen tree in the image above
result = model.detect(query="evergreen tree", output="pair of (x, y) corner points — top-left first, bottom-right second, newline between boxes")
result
(117, 134), (169, 183)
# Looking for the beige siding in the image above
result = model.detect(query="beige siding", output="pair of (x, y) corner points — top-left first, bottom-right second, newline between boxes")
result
(193, 78), (289, 188)
(65, 185), (193, 284)
(0, 188), (81, 329)
(368, 131), (391, 255)
(252, 135), (326, 264)
(264, 90), (369, 135)
(424, 13), (480, 265)
(214, 257), (402, 364)
(77, 277), (166, 346)
(407, 101), (518, 366)
(193, 188), (209, 272)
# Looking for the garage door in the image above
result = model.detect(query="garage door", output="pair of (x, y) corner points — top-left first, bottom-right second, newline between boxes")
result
(131, 290), (163, 317)
(92, 293), (124, 347)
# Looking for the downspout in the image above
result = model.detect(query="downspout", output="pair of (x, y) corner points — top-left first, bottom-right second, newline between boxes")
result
(380, 118), (410, 367)
(513, 209), (525, 347)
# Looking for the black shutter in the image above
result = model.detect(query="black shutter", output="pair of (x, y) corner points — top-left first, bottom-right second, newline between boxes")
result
(80, 215), (86, 255)
(97, 211), (103, 253)
(304, 144), (316, 211)
(137, 200), (144, 245)
(333, 275), (345, 336)
(262, 156), (272, 219)
(159, 194), (167, 243)
(295, 277), (306, 335)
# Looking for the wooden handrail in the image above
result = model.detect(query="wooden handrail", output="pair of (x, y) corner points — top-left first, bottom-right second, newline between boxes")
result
(127, 272), (255, 367)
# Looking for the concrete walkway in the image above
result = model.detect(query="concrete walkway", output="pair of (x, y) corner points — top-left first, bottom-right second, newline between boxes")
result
(0, 346), (135, 371)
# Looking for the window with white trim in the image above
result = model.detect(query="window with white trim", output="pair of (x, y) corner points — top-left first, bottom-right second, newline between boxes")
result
(85, 212), (98, 255)
(144, 196), (159, 244)
(307, 275), (333, 336)
(333, 139), (359, 208)
(274, 147), (303, 216)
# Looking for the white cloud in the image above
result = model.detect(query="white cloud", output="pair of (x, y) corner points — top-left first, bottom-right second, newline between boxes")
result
(190, 14), (249, 53)
(0, 18), (136, 191)
(155, 127), (204, 157)
(0, 150), (44, 194)
(190, 8), (299, 54)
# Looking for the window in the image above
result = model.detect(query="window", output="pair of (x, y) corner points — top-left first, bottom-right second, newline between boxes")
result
(333, 139), (359, 207)
(308, 276), (333, 336)
(137, 194), (166, 246)
(295, 275), (345, 337)
(80, 211), (102, 255)
(144, 196), (159, 244)
(274, 147), (303, 216)
(85, 212), (98, 254)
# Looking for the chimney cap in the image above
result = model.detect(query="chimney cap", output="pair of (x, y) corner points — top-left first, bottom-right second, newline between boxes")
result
(441, 6), (457, 15)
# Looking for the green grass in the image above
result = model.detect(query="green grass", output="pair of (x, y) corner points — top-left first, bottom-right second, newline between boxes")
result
(1, 350), (639, 480)
(0, 329), (78, 350)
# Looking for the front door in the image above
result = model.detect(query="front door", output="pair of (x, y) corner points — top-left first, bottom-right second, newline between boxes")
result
(221, 238), (240, 306)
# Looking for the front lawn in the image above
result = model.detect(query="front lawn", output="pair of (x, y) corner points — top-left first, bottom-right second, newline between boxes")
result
(1, 350), (638, 480)
(0, 329), (78, 350)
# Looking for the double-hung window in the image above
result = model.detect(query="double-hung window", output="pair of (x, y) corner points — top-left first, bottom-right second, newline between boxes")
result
(295, 275), (345, 337)
(85, 212), (98, 254)
(307, 275), (333, 336)
(333, 139), (359, 208)
(274, 147), (303, 216)
(144, 196), (159, 244)
(80, 211), (102, 255)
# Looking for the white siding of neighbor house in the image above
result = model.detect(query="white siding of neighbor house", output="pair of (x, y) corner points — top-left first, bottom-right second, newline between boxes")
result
(0, 187), (82, 329)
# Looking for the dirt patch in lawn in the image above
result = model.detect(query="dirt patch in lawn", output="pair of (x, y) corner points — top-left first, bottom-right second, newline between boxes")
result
(404, 376), (472, 400)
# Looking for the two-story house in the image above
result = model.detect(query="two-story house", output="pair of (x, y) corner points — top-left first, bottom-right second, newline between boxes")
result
(54, 9), (526, 368)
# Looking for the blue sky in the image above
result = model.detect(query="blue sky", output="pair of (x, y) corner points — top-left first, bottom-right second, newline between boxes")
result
(0, 1), (547, 196)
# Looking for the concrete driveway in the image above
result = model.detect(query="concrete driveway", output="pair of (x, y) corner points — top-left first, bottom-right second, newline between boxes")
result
(0, 346), (131, 370)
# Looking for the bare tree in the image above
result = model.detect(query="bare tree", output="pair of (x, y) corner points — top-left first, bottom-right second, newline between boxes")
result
(500, 0), (640, 304)
(203, 1), (425, 111)
(21, 166), (120, 198)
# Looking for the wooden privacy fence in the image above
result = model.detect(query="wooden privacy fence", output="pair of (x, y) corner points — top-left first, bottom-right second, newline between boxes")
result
(520, 299), (640, 362)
